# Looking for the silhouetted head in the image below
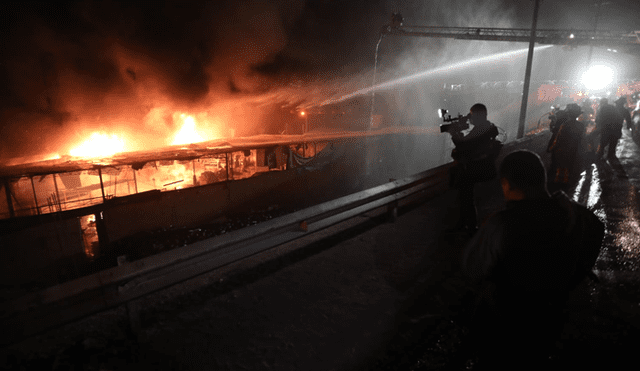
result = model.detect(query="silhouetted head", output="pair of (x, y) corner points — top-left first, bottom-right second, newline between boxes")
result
(615, 96), (627, 107)
(469, 103), (487, 116)
(600, 98), (609, 106)
(499, 150), (549, 200)
(469, 103), (488, 126)
(565, 103), (582, 119)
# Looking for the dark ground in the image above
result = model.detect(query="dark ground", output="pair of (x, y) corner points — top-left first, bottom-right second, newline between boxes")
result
(2, 128), (640, 370)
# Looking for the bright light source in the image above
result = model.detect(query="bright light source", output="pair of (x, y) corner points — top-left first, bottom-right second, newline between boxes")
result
(569, 33), (575, 39)
(581, 65), (614, 90)
(300, 111), (306, 116)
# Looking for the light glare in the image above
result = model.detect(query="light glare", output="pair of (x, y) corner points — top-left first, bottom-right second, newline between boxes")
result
(581, 65), (614, 90)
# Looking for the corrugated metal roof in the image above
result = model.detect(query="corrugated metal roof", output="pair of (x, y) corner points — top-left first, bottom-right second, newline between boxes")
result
(0, 127), (437, 178)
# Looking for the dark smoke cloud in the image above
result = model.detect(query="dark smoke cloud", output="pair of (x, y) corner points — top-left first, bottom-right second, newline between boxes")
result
(0, 0), (308, 159)
(0, 0), (496, 159)
(2, 0), (638, 160)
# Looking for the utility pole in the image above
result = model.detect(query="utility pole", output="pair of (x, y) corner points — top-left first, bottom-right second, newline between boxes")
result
(587, 1), (610, 67)
(517, 0), (541, 139)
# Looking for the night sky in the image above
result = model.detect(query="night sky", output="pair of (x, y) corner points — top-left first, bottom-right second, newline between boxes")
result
(1, 0), (639, 160)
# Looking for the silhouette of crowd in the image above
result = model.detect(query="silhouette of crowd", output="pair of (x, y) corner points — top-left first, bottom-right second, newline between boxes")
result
(440, 101), (622, 368)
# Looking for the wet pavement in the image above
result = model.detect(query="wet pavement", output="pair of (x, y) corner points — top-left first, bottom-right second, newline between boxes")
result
(2, 128), (640, 370)
(364, 129), (640, 370)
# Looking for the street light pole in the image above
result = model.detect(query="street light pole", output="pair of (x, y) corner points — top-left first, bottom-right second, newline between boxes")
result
(517, 0), (541, 139)
(587, 1), (609, 68)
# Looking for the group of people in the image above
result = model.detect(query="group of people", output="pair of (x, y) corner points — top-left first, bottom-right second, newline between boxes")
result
(547, 96), (633, 191)
(443, 103), (606, 368)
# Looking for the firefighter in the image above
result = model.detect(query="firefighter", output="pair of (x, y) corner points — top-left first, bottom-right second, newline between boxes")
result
(595, 98), (623, 158)
(580, 98), (595, 125)
(614, 96), (632, 130)
(546, 105), (567, 153)
(581, 98), (598, 158)
(547, 103), (585, 192)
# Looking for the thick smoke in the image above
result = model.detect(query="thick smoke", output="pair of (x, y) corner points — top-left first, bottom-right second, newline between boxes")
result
(1, 1), (638, 162)
(0, 1), (308, 160)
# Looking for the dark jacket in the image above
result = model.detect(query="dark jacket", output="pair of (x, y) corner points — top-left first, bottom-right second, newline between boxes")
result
(596, 104), (623, 135)
(461, 191), (604, 365)
(449, 123), (501, 186)
(616, 104), (633, 130)
(548, 117), (585, 172)
(451, 122), (500, 163)
(463, 191), (604, 306)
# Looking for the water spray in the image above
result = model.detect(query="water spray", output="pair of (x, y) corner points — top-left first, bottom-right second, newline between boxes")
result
(316, 44), (554, 110)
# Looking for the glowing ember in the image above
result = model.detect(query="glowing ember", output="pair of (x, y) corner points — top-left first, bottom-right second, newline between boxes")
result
(69, 132), (125, 158)
(172, 115), (204, 145)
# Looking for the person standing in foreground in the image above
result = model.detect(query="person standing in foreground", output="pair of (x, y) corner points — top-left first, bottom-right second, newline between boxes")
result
(461, 150), (604, 369)
(447, 103), (501, 234)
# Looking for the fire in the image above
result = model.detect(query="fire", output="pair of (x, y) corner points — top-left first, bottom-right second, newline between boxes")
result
(65, 111), (221, 159)
(69, 132), (125, 158)
(44, 153), (61, 161)
(172, 114), (205, 145)
(537, 84), (562, 103)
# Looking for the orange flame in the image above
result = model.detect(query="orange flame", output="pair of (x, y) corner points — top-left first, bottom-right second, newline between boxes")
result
(172, 114), (205, 145)
(69, 132), (126, 158)
(44, 153), (61, 161)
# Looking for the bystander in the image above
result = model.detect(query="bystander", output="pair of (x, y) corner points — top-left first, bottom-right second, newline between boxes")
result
(461, 150), (604, 369)
(595, 98), (623, 158)
(447, 103), (502, 234)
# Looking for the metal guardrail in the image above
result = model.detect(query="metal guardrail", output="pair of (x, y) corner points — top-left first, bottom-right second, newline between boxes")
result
(0, 161), (454, 346)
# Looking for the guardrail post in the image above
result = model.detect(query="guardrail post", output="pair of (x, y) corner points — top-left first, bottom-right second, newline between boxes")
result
(125, 299), (143, 341)
(388, 200), (398, 222)
(118, 256), (144, 341)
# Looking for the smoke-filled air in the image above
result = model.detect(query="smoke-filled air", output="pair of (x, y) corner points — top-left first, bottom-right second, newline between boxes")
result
(1, 0), (639, 166)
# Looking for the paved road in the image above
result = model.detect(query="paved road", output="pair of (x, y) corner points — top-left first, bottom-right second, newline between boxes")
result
(3, 129), (639, 370)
